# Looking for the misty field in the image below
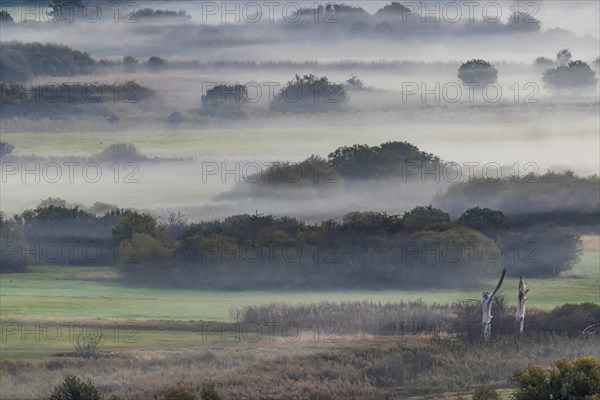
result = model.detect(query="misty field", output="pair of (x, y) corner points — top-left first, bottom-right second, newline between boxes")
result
(2, 1), (599, 398)
(1, 251), (597, 325)
(1, 245), (597, 361)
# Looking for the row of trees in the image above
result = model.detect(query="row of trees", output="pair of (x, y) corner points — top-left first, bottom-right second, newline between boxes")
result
(1, 199), (582, 288)
(0, 41), (95, 82)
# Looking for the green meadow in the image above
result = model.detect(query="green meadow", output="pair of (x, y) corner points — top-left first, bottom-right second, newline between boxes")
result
(1, 251), (597, 323)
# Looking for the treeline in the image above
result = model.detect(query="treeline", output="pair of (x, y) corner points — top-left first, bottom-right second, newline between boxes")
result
(223, 141), (441, 200)
(225, 142), (600, 231)
(0, 41), (95, 82)
(434, 170), (600, 221)
(0, 41), (543, 83)
(284, 3), (541, 36)
(0, 200), (583, 288)
(0, 81), (156, 118)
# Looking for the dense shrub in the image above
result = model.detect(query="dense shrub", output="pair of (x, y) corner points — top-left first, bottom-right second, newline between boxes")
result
(543, 303), (600, 336)
(512, 356), (600, 400)
(472, 386), (501, 400)
(222, 155), (343, 199)
(95, 142), (146, 162)
(202, 84), (248, 116)
(49, 375), (101, 400)
(498, 225), (581, 277)
(271, 74), (347, 112)
(328, 141), (441, 179)
(118, 233), (173, 269)
(543, 61), (598, 91)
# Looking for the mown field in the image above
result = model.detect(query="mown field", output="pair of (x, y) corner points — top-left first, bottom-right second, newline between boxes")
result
(1, 251), (598, 323)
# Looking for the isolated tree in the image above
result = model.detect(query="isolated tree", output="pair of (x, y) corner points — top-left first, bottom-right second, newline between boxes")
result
(345, 75), (366, 91)
(543, 60), (597, 91)
(122, 55), (138, 73)
(0, 141), (14, 157)
(556, 49), (572, 66)
(458, 59), (498, 85)
(49, 375), (101, 400)
(95, 142), (144, 161)
(514, 276), (529, 334)
(73, 331), (103, 358)
(202, 84), (248, 115)
(146, 56), (166, 72)
(481, 268), (506, 340)
(271, 74), (347, 113)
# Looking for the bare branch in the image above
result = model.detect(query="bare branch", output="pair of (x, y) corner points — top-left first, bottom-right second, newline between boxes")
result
(490, 268), (507, 299)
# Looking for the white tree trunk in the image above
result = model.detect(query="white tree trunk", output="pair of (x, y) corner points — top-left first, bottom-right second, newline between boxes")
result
(481, 268), (506, 340)
(514, 276), (528, 335)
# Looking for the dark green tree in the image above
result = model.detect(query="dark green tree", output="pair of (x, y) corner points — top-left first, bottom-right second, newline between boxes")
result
(122, 55), (138, 73)
(49, 375), (101, 400)
(543, 60), (597, 91)
(458, 59), (498, 85)
(146, 56), (166, 72)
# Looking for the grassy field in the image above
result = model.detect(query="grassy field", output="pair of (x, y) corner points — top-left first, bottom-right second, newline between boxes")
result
(3, 119), (598, 166)
(0, 249), (597, 398)
(1, 251), (598, 323)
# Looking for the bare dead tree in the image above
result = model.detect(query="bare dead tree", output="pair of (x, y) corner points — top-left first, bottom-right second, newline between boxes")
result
(514, 275), (529, 335)
(73, 332), (103, 358)
(482, 268), (506, 340)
